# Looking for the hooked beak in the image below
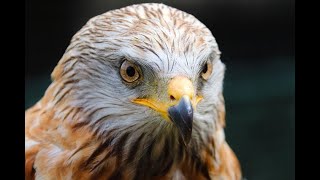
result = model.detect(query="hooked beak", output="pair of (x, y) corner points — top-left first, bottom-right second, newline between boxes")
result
(132, 76), (202, 146)
(168, 95), (193, 146)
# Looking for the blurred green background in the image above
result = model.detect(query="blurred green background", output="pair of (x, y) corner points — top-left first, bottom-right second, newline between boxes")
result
(26, 0), (295, 179)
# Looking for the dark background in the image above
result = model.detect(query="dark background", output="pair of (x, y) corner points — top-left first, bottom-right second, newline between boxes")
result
(25, 0), (295, 179)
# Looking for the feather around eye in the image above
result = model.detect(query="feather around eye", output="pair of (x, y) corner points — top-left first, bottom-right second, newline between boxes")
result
(120, 59), (142, 84)
(201, 61), (213, 80)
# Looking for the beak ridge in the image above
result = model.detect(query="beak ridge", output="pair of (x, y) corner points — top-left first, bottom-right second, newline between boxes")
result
(168, 95), (193, 146)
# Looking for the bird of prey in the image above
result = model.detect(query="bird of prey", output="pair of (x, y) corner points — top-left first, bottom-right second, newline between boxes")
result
(25, 3), (241, 180)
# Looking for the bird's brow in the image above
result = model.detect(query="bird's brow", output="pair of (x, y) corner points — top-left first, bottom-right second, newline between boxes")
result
(122, 55), (159, 78)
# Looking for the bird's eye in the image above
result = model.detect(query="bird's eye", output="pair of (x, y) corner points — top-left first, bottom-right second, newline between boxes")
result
(201, 61), (213, 80)
(120, 60), (141, 83)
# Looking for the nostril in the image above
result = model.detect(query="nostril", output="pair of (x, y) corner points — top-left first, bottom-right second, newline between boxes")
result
(170, 95), (176, 100)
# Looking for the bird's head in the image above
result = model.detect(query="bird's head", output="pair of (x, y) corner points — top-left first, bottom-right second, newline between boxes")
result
(51, 3), (225, 147)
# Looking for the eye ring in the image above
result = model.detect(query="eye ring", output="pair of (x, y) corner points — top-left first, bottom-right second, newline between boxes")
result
(120, 60), (142, 83)
(201, 61), (213, 80)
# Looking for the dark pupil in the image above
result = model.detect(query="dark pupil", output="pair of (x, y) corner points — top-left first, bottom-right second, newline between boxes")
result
(126, 66), (136, 77)
(202, 63), (208, 74)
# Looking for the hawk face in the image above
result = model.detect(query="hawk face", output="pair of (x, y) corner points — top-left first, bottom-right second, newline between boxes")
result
(53, 3), (225, 144)
(27, 3), (240, 180)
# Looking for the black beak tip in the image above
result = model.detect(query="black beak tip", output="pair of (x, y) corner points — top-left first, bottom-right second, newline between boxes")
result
(168, 96), (194, 146)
